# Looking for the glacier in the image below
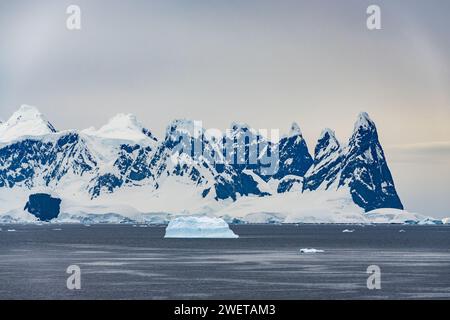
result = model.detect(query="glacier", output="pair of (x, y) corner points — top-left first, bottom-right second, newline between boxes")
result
(164, 216), (239, 238)
(0, 104), (440, 225)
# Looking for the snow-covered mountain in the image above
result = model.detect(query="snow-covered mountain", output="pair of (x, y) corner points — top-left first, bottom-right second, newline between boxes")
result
(0, 105), (414, 224)
(338, 112), (403, 211)
(304, 128), (343, 191)
(303, 113), (403, 213)
(0, 105), (56, 143)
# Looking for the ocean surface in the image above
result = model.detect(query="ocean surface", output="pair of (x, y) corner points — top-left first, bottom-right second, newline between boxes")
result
(0, 224), (449, 299)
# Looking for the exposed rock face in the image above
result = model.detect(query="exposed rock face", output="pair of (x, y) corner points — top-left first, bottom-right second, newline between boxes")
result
(338, 113), (403, 211)
(24, 193), (61, 221)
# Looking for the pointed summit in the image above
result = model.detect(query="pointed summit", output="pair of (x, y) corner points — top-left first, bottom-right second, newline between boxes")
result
(347, 112), (379, 152)
(339, 112), (403, 211)
(0, 105), (56, 143)
(83, 113), (156, 142)
(319, 128), (336, 140)
(228, 122), (261, 142)
(315, 128), (340, 162)
(274, 122), (313, 180)
(353, 112), (377, 133)
(166, 119), (201, 137)
(230, 122), (251, 131)
(289, 122), (302, 137)
(303, 128), (342, 191)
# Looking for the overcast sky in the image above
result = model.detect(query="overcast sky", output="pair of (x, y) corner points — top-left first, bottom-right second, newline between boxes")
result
(1, 0), (449, 217)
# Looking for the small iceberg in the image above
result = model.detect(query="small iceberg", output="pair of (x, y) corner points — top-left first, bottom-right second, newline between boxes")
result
(342, 229), (355, 233)
(418, 218), (443, 225)
(399, 229), (406, 233)
(164, 216), (239, 239)
(299, 248), (324, 254)
(7, 229), (17, 232)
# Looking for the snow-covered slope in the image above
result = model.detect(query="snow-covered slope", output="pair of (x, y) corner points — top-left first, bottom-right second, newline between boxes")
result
(0, 106), (426, 224)
(0, 105), (56, 143)
(82, 113), (157, 143)
(216, 187), (368, 224)
(365, 208), (429, 224)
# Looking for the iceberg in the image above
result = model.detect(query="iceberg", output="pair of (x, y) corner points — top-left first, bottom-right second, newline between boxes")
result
(342, 229), (355, 233)
(164, 216), (239, 238)
(418, 218), (443, 225)
(299, 248), (324, 254)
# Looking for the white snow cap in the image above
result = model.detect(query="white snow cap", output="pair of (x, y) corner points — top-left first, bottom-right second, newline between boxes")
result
(289, 122), (302, 137)
(353, 112), (375, 131)
(230, 122), (255, 134)
(166, 119), (202, 138)
(83, 113), (154, 142)
(230, 122), (250, 129)
(229, 122), (263, 140)
(0, 105), (56, 143)
(319, 128), (336, 140)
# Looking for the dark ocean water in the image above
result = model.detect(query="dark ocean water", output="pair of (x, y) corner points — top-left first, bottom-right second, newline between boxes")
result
(0, 224), (449, 299)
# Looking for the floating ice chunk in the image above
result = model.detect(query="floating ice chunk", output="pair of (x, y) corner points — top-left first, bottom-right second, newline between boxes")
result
(399, 229), (406, 233)
(164, 216), (239, 239)
(7, 229), (16, 232)
(442, 218), (450, 225)
(418, 218), (443, 225)
(53, 228), (62, 231)
(299, 248), (324, 254)
(342, 229), (355, 233)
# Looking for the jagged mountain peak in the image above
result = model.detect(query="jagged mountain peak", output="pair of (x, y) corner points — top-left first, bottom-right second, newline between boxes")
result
(230, 122), (251, 131)
(228, 122), (261, 140)
(319, 128), (336, 140)
(353, 112), (376, 132)
(274, 122), (313, 180)
(0, 105), (57, 143)
(166, 119), (203, 138)
(289, 122), (302, 137)
(83, 113), (156, 143)
(339, 112), (403, 212)
(347, 112), (379, 152)
(302, 128), (343, 192)
(315, 128), (340, 158)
